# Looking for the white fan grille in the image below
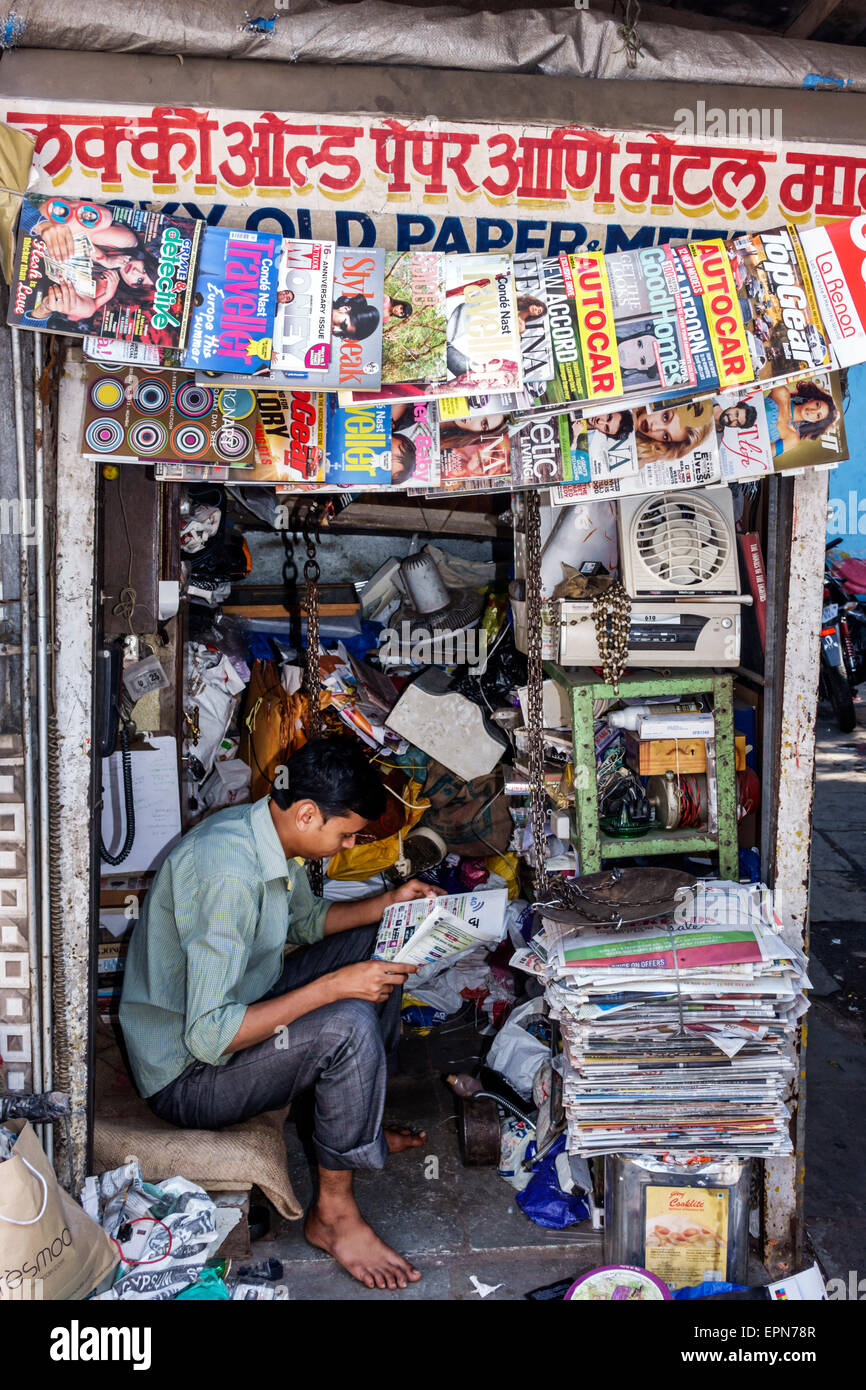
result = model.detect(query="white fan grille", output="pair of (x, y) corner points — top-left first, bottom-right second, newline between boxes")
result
(631, 492), (731, 589)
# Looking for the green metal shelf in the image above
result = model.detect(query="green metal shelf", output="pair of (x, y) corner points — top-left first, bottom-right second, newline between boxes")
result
(543, 663), (739, 881)
(599, 829), (719, 858)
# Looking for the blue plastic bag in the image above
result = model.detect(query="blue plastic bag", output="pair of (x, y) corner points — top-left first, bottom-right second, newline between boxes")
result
(674, 1281), (748, 1300)
(515, 1135), (590, 1230)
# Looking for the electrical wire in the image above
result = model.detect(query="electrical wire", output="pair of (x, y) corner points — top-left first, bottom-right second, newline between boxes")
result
(98, 722), (136, 865)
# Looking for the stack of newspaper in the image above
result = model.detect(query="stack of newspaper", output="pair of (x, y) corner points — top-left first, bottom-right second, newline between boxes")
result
(516, 882), (810, 1158)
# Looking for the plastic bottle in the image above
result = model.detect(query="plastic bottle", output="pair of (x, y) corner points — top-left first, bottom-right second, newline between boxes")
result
(607, 702), (703, 733)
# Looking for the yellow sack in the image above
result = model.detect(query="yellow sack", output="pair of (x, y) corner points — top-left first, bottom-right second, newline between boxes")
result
(0, 123), (34, 285)
(327, 778), (428, 880)
(239, 660), (314, 802)
(485, 852), (521, 900)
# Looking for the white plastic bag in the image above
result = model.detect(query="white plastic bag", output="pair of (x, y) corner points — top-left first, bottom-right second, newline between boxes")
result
(485, 998), (550, 1099)
(185, 644), (247, 777)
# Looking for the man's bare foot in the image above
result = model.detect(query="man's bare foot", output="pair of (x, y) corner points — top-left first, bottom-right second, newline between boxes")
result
(385, 1124), (426, 1155)
(305, 1197), (422, 1291)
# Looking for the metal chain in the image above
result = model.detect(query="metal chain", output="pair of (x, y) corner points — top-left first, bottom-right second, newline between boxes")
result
(302, 506), (324, 896)
(591, 579), (632, 696)
(524, 489), (549, 900)
(303, 522), (323, 742)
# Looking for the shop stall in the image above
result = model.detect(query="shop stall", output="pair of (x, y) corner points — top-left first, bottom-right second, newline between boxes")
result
(1, 44), (859, 1292)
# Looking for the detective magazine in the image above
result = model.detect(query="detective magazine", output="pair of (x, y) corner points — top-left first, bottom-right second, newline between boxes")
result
(9, 194), (202, 348)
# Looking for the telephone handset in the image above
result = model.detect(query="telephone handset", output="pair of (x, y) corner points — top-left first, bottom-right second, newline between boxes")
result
(96, 642), (136, 865)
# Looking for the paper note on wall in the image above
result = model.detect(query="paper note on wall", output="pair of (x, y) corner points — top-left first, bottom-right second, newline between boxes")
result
(100, 735), (182, 877)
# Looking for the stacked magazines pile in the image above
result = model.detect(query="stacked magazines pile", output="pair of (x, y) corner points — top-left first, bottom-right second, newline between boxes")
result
(517, 881), (810, 1158)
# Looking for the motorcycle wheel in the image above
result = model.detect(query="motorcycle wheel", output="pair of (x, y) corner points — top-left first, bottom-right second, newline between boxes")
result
(825, 662), (857, 732)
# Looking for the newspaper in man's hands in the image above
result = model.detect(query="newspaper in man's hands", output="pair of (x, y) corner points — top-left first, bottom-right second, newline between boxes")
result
(373, 889), (507, 967)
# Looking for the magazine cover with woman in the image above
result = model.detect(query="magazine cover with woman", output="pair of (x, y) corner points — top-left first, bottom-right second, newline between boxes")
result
(762, 371), (848, 473)
(605, 243), (718, 402)
(325, 397), (437, 489)
(435, 412), (513, 492)
(9, 194), (202, 348)
(714, 386), (774, 482)
(551, 397), (721, 502)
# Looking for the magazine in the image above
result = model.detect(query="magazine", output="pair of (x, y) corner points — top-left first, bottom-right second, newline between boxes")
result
(256, 389), (327, 482)
(9, 194), (202, 348)
(518, 253), (588, 412)
(762, 370), (848, 473)
(799, 216), (866, 369)
(325, 398), (393, 487)
(438, 392), (517, 422)
(682, 239), (754, 391)
(605, 243), (716, 400)
(271, 238), (336, 373)
(725, 226), (830, 383)
(550, 420), (720, 504)
(568, 251), (623, 402)
(84, 337), (183, 369)
(510, 412), (588, 488)
(153, 453), (299, 486)
(438, 412), (512, 486)
(153, 461), (232, 483)
(582, 405), (640, 480)
(666, 244), (720, 396)
(324, 397), (438, 490)
(443, 253), (523, 394)
(389, 399), (440, 488)
(714, 386), (774, 481)
(81, 363), (256, 467)
(182, 227), (279, 375)
(512, 252), (555, 383)
(422, 475), (515, 498)
(287, 246), (386, 390)
(380, 250), (447, 387)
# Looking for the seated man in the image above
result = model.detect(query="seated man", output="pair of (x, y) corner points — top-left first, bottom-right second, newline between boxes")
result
(119, 736), (443, 1291)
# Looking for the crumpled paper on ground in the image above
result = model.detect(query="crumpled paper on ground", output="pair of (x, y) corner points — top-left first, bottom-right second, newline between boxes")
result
(83, 1160), (222, 1301)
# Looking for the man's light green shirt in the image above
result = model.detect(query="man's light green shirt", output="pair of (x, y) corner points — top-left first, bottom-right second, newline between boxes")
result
(119, 797), (328, 1097)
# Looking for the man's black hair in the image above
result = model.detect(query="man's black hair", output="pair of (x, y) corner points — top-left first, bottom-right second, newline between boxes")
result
(270, 736), (387, 821)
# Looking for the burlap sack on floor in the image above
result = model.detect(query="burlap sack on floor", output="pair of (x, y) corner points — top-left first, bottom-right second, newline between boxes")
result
(92, 1110), (301, 1221)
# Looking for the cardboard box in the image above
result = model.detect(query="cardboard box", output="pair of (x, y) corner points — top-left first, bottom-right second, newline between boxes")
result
(625, 733), (747, 775)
